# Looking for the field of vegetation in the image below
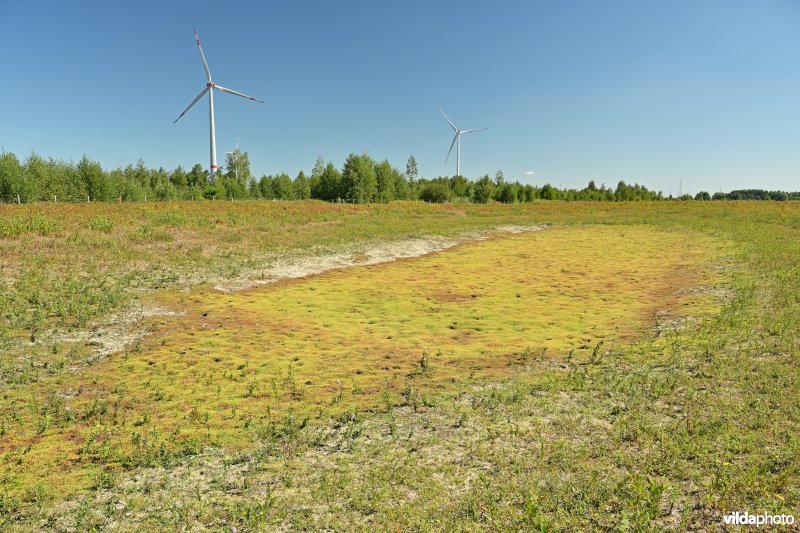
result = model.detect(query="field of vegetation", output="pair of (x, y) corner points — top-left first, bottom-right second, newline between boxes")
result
(0, 200), (798, 530)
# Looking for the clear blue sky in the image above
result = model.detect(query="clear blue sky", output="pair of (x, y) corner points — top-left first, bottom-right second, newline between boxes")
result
(1, 1), (798, 194)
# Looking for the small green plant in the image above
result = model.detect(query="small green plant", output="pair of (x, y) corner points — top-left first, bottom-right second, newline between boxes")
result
(87, 217), (114, 232)
(589, 341), (604, 364)
(91, 469), (116, 491)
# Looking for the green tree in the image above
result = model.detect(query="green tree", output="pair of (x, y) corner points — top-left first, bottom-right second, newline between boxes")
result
(394, 170), (410, 200)
(294, 170), (311, 200)
(406, 155), (418, 186)
(107, 168), (125, 199)
(272, 173), (294, 200)
(472, 175), (495, 204)
(25, 154), (58, 201)
(130, 160), (150, 196)
(203, 182), (224, 200)
(317, 163), (342, 201)
(310, 156), (325, 198)
(259, 175), (275, 199)
(11, 153), (43, 201)
(496, 182), (519, 203)
(0, 152), (22, 201)
(153, 167), (179, 200)
(121, 174), (146, 200)
(248, 177), (262, 198)
(187, 164), (207, 188)
(450, 175), (470, 198)
(615, 180), (630, 201)
(374, 159), (396, 203)
(341, 153), (376, 203)
(225, 150), (251, 185)
(217, 178), (247, 199)
(78, 155), (110, 201)
(695, 191), (711, 201)
(50, 160), (79, 201)
(419, 181), (451, 203)
(522, 184), (536, 202)
(170, 166), (188, 189)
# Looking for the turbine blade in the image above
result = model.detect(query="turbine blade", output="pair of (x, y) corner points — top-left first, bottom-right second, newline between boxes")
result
(194, 28), (212, 82)
(215, 85), (265, 103)
(173, 87), (209, 124)
(460, 128), (488, 134)
(445, 133), (458, 164)
(438, 106), (458, 132)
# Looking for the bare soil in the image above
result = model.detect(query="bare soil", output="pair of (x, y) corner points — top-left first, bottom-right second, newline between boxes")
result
(46, 225), (545, 360)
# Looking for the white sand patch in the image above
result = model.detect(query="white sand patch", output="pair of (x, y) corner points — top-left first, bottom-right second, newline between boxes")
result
(45, 224), (545, 359)
(211, 224), (545, 293)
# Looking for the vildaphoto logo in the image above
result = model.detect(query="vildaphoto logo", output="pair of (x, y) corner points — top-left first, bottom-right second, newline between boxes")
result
(723, 511), (795, 527)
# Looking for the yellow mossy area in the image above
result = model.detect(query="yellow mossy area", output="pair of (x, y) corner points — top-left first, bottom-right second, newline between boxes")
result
(0, 224), (724, 499)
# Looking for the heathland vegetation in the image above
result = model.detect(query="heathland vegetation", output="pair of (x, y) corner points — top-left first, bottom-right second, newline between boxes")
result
(0, 199), (798, 529)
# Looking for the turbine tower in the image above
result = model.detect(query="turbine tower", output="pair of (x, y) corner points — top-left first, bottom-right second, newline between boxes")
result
(438, 106), (487, 177)
(173, 29), (264, 180)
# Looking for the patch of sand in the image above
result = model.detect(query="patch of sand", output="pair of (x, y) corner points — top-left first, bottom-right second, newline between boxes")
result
(209, 224), (545, 293)
(46, 225), (546, 359)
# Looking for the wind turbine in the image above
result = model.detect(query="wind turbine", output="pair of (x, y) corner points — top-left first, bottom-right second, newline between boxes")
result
(173, 29), (264, 180)
(438, 106), (487, 177)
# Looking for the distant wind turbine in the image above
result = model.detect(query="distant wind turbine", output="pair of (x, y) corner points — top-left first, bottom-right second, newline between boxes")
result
(173, 29), (264, 180)
(438, 106), (487, 177)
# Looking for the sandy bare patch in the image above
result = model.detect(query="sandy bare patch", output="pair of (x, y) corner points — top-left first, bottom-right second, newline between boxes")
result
(40, 225), (545, 361)
(210, 224), (545, 293)
(50, 302), (181, 360)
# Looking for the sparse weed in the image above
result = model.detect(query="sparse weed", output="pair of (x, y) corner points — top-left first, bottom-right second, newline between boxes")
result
(87, 217), (114, 232)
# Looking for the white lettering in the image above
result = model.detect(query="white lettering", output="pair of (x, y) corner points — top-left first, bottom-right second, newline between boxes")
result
(722, 511), (795, 527)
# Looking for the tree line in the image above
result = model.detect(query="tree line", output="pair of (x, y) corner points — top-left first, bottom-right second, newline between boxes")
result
(2, 150), (793, 204)
(696, 189), (800, 201)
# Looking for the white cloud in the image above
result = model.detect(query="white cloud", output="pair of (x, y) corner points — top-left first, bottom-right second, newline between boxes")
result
(524, 170), (535, 176)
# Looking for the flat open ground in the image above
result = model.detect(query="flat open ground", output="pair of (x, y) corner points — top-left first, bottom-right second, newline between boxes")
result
(0, 201), (798, 530)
